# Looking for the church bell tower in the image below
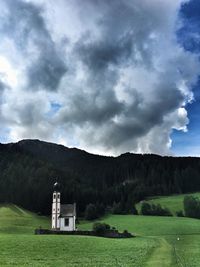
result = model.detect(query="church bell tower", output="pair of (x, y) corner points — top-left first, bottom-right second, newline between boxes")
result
(52, 182), (61, 229)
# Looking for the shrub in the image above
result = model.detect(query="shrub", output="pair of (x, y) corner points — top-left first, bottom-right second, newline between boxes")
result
(176, 210), (184, 217)
(112, 202), (138, 215)
(141, 202), (152, 215)
(184, 195), (200, 219)
(122, 229), (131, 237)
(141, 202), (172, 216)
(93, 222), (111, 235)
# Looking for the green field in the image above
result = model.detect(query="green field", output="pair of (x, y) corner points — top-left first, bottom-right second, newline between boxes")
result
(80, 215), (200, 267)
(136, 192), (200, 215)
(0, 205), (155, 266)
(1, 202), (200, 266)
(79, 215), (200, 236)
(0, 204), (49, 234)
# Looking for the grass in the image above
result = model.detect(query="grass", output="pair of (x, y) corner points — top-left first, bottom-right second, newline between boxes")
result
(79, 214), (200, 236)
(145, 238), (173, 267)
(0, 234), (156, 267)
(1, 201), (200, 266)
(136, 192), (200, 215)
(169, 235), (200, 267)
(79, 214), (200, 267)
(0, 204), (49, 234)
(0, 204), (156, 266)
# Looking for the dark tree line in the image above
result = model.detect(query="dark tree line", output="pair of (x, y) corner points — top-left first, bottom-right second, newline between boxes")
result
(1, 139), (200, 216)
(184, 195), (200, 219)
(141, 202), (172, 216)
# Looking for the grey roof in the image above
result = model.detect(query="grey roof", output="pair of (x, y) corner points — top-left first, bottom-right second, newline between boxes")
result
(60, 204), (76, 217)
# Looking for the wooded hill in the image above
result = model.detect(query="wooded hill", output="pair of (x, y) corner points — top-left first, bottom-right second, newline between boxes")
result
(0, 139), (200, 215)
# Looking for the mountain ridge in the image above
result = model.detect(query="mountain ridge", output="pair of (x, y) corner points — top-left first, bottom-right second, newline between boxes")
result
(0, 139), (200, 215)
(2, 138), (199, 159)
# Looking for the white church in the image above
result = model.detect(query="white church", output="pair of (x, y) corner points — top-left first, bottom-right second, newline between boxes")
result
(52, 182), (76, 231)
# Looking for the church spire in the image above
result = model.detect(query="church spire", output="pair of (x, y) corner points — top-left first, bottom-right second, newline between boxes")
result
(52, 181), (61, 230)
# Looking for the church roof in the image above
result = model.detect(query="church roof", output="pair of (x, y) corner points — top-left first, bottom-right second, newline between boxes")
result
(60, 204), (76, 217)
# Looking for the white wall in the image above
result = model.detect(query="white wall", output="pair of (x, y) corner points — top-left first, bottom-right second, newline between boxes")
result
(52, 192), (60, 229)
(60, 216), (75, 231)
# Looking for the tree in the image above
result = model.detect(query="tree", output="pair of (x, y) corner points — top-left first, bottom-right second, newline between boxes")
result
(141, 202), (152, 215)
(184, 195), (200, 219)
(85, 204), (98, 220)
(112, 202), (124, 214)
(176, 210), (184, 217)
(141, 202), (172, 216)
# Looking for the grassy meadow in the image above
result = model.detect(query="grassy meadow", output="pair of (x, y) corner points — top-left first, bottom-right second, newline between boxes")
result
(0, 204), (49, 234)
(1, 195), (200, 266)
(0, 234), (156, 267)
(80, 214), (200, 267)
(136, 192), (200, 215)
(0, 205), (155, 267)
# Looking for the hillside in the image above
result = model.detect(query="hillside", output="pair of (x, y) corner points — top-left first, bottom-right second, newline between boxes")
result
(79, 214), (200, 236)
(136, 192), (200, 215)
(0, 204), (49, 234)
(1, 204), (200, 266)
(1, 139), (200, 215)
(0, 204), (159, 266)
(79, 214), (200, 266)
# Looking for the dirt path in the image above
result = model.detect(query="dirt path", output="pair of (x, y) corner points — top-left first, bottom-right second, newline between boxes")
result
(145, 238), (174, 267)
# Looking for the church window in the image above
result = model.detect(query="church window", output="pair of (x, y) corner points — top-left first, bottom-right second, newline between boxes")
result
(64, 218), (69, 226)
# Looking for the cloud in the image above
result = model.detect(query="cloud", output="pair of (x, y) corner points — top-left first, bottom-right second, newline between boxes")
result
(0, 0), (199, 156)
(0, 80), (6, 93)
(0, 0), (67, 91)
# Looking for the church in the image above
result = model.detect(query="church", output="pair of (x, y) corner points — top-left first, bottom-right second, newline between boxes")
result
(52, 182), (76, 231)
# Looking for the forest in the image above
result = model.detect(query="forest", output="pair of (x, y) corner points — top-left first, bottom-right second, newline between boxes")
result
(0, 139), (200, 216)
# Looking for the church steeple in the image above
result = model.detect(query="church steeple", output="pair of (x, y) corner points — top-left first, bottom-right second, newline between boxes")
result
(52, 182), (61, 229)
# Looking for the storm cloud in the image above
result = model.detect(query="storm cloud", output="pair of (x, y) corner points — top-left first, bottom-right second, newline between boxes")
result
(0, 0), (199, 155)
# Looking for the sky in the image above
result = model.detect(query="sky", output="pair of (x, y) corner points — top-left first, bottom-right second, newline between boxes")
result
(0, 0), (200, 156)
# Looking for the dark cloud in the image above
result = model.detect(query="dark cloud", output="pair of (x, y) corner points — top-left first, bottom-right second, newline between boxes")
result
(58, 88), (124, 125)
(86, 84), (184, 149)
(27, 50), (67, 91)
(0, 80), (5, 92)
(0, 0), (67, 91)
(75, 33), (133, 71)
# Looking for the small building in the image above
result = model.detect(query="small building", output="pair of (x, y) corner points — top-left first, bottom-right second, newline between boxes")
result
(59, 204), (76, 231)
(52, 182), (76, 231)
